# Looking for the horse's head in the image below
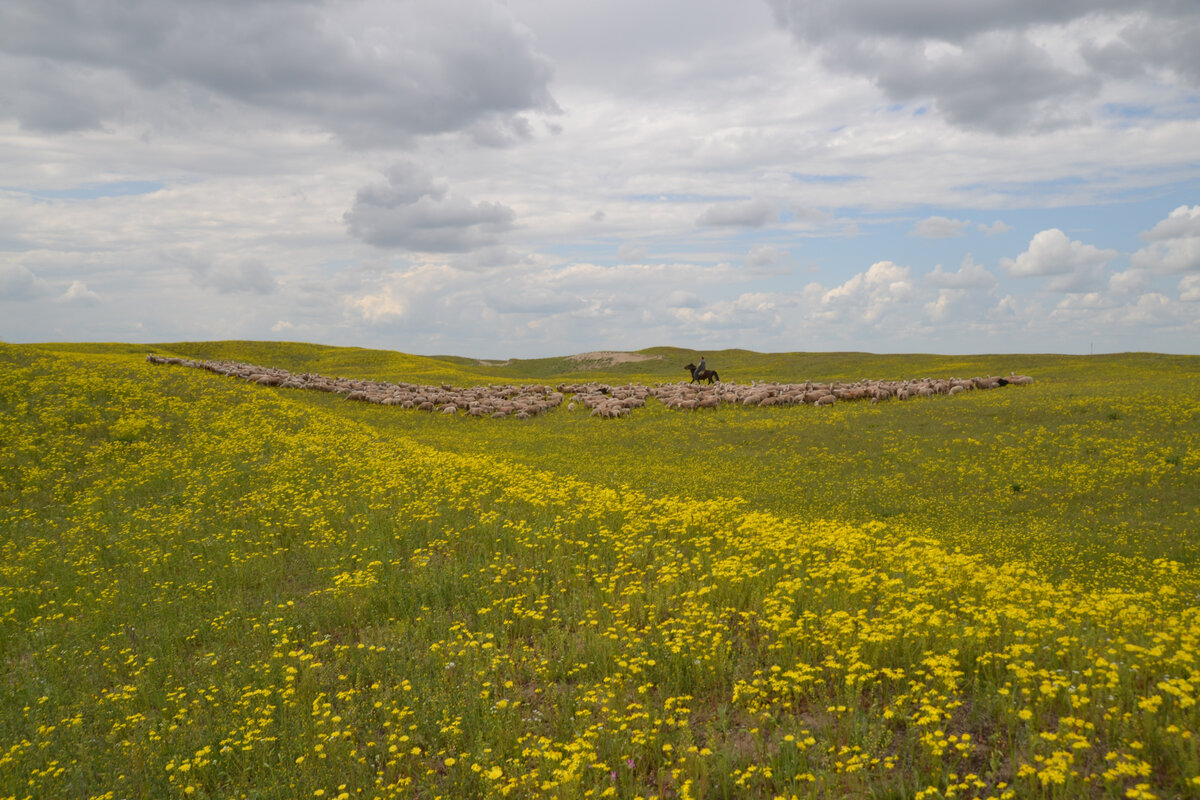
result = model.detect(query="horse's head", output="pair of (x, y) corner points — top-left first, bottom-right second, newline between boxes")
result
(683, 363), (696, 372)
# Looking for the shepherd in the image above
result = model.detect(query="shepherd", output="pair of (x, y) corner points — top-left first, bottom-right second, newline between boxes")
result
(684, 357), (720, 384)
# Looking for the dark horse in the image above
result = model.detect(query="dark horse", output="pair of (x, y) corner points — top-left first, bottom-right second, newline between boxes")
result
(684, 363), (720, 384)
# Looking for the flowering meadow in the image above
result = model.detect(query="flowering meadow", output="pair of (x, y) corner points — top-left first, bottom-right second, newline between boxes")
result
(2, 343), (1198, 799)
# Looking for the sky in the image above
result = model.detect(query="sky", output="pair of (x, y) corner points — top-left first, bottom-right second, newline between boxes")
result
(1, 0), (1198, 358)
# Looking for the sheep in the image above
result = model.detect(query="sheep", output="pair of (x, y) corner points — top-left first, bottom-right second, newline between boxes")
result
(149, 354), (1023, 422)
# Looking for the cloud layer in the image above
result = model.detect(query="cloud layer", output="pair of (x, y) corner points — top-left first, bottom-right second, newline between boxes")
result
(0, 0), (1197, 356)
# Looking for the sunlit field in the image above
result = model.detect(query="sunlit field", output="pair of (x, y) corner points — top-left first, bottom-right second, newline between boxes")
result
(2, 341), (1198, 799)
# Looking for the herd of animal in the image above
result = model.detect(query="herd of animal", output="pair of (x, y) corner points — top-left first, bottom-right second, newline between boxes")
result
(146, 354), (1033, 420)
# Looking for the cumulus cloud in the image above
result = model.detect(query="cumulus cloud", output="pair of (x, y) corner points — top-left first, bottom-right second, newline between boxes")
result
(344, 162), (516, 253)
(0, 0), (557, 145)
(59, 280), (101, 306)
(1131, 205), (1200, 273)
(822, 260), (914, 323)
(695, 198), (776, 228)
(1180, 275), (1200, 302)
(911, 215), (969, 239)
(924, 255), (997, 288)
(763, 0), (1199, 134)
(979, 220), (1011, 236)
(1000, 228), (1117, 291)
(353, 285), (409, 322)
(1109, 269), (1150, 295)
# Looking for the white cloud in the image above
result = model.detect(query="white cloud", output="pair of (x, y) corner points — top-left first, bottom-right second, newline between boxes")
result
(1109, 269), (1150, 295)
(821, 260), (914, 323)
(979, 220), (1011, 236)
(695, 198), (776, 227)
(1180, 275), (1200, 302)
(924, 255), (997, 289)
(1000, 228), (1117, 291)
(59, 280), (101, 306)
(1131, 205), (1200, 273)
(911, 215), (969, 239)
(1141, 205), (1200, 240)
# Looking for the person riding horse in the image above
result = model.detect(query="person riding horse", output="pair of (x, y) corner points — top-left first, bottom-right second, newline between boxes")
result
(684, 357), (720, 384)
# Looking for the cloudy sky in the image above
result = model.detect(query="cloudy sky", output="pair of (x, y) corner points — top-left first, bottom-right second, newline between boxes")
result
(2, 0), (1198, 357)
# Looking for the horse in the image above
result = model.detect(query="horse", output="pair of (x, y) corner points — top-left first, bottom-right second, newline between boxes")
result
(684, 363), (720, 384)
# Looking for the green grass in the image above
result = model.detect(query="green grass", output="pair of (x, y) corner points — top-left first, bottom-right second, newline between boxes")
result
(2, 341), (1199, 800)
(159, 342), (1198, 589)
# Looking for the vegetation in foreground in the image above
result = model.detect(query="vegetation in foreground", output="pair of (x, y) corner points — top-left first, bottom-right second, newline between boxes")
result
(1, 342), (1198, 800)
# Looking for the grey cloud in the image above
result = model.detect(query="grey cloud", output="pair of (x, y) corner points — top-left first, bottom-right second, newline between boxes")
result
(696, 198), (775, 227)
(202, 261), (277, 295)
(486, 288), (583, 315)
(344, 163), (516, 253)
(848, 33), (1098, 134)
(764, 0), (1195, 134)
(618, 243), (647, 262)
(172, 248), (278, 294)
(745, 245), (785, 268)
(1, 262), (53, 300)
(0, 0), (557, 144)
(765, 0), (1155, 45)
(1082, 15), (1200, 85)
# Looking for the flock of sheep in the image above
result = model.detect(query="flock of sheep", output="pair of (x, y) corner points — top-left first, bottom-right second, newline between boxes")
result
(146, 354), (1032, 420)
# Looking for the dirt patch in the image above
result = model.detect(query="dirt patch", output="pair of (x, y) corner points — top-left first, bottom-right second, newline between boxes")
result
(475, 359), (512, 367)
(566, 351), (662, 369)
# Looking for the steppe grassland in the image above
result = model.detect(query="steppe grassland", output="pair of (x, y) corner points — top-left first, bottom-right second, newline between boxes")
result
(1, 342), (1197, 800)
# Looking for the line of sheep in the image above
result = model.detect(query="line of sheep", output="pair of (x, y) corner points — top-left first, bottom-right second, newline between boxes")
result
(146, 354), (1032, 420)
(146, 355), (564, 418)
(648, 373), (1033, 412)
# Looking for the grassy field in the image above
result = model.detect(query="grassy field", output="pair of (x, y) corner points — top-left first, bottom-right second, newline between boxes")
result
(1, 341), (1198, 799)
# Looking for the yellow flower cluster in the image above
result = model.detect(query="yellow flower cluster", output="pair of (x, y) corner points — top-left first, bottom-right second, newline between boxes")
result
(1, 344), (1198, 799)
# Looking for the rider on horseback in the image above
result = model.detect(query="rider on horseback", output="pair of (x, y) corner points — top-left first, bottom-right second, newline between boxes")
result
(697, 355), (707, 374)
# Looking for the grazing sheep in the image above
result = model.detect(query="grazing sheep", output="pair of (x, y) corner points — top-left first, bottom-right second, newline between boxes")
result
(149, 354), (1026, 422)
